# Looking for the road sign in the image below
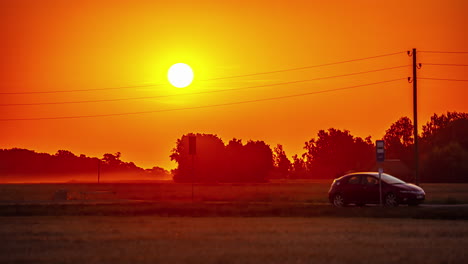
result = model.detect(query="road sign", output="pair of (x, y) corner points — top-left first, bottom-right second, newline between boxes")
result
(376, 140), (385, 163)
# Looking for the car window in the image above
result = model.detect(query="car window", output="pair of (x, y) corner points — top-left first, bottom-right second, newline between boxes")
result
(363, 176), (378, 185)
(380, 173), (406, 184)
(347, 176), (361, 184)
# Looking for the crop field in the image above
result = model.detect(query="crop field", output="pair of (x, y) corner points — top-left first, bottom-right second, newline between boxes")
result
(0, 216), (467, 264)
(1, 180), (468, 204)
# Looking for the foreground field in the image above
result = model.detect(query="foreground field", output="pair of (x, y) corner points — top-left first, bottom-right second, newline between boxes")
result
(0, 216), (467, 264)
(1, 180), (468, 204)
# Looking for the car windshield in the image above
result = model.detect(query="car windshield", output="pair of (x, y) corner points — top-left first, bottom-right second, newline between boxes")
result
(379, 173), (406, 184)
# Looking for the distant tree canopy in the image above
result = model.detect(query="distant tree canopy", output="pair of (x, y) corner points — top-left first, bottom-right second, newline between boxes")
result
(170, 133), (273, 182)
(0, 149), (170, 180)
(421, 112), (468, 182)
(383, 116), (413, 162)
(290, 154), (307, 179)
(422, 142), (468, 183)
(422, 112), (468, 141)
(0, 149), (102, 175)
(271, 144), (292, 179)
(303, 128), (374, 179)
(172, 112), (468, 183)
(382, 111), (468, 183)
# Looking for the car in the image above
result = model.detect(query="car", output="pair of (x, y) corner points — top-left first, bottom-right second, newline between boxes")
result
(328, 172), (425, 207)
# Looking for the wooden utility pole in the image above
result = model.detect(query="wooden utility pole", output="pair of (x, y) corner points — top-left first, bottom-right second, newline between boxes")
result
(411, 48), (420, 185)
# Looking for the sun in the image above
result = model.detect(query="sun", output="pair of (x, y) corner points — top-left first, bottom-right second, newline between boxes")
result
(168, 63), (194, 88)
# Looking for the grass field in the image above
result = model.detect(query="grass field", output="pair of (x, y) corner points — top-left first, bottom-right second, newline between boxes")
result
(1, 182), (467, 263)
(0, 216), (467, 264)
(1, 180), (468, 204)
(2, 181), (468, 219)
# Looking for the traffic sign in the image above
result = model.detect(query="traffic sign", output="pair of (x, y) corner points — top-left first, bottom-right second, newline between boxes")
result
(376, 140), (385, 163)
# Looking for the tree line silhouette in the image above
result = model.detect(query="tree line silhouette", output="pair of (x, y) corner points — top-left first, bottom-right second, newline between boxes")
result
(171, 111), (468, 183)
(1, 111), (466, 183)
(0, 149), (170, 180)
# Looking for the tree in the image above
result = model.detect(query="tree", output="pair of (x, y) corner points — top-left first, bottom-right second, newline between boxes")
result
(55, 150), (77, 159)
(422, 113), (468, 150)
(170, 134), (274, 182)
(272, 144), (291, 178)
(304, 128), (374, 179)
(419, 112), (468, 183)
(102, 152), (122, 166)
(0, 148), (146, 180)
(55, 150), (80, 172)
(422, 142), (468, 183)
(146, 166), (172, 179)
(170, 133), (226, 182)
(290, 154), (307, 179)
(383, 117), (414, 166)
(422, 111), (468, 140)
(242, 140), (273, 182)
(224, 138), (244, 182)
(223, 139), (273, 182)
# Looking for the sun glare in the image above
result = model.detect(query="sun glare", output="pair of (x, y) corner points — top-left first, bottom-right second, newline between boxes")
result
(168, 63), (194, 88)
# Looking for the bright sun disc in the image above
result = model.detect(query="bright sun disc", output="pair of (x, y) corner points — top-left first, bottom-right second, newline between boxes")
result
(168, 63), (194, 88)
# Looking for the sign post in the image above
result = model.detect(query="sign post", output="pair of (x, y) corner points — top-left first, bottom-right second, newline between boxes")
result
(378, 167), (383, 206)
(376, 140), (385, 207)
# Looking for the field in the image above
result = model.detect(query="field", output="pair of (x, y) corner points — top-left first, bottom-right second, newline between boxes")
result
(1, 180), (468, 204)
(1, 216), (467, 264)
(1, 181), (468, 263)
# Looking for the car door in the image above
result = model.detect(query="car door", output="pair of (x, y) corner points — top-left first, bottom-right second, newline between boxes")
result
(361, 175), (380, 204)
(341, 175), (363, 203)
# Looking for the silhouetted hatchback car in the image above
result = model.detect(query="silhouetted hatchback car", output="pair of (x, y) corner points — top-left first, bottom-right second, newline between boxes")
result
(328, 172), (425, 207)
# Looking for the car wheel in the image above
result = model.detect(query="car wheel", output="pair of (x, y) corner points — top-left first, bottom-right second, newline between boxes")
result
(384, 193), (399, 207)
(332, 193), (346, 207)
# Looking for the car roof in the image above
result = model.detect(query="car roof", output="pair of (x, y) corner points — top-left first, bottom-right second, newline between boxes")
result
(346, 172), (380, 176)
(338, 172), (381, 179)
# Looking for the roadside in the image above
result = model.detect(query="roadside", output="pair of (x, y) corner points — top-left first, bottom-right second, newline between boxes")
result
(1, 200), (468, 220)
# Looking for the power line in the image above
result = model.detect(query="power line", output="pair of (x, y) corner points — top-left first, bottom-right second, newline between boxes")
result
(0, 65), (409, 107)
(0, 78), (404, 121)
(203, 51), (405, 81)
(419, 51), (468, 54)
(1, 80), (307, 106)
(0, 51), (405, 95)
(0, 83), (163, 95)
(422, 63), (468, 67)
(419, 77), (468, 82)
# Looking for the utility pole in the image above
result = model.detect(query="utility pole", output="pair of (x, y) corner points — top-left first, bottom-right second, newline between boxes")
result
(411, 48), (420, 186)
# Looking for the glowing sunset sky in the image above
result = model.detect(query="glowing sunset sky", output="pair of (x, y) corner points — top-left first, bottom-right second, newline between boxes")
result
(1, 0), (467, 169)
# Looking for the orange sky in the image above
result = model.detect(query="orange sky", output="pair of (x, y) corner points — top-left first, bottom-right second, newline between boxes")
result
(1, 0), (467, 170)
